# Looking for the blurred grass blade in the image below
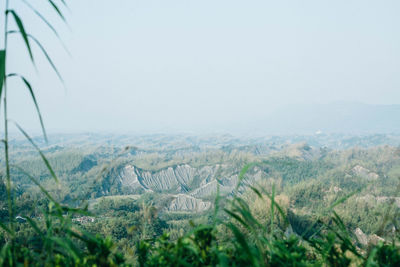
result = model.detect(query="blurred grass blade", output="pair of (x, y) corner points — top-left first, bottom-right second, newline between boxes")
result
(13, 123), (59, 182)
(234, 163), (256, 194)
(61, 206), (91, 216)
(50, 237), (82, 260)
(331, 210), (347, 233)
(66, 227), (98, 244)
(21, 0), (71, 56)
(365, 247), (379, 267)
(27, 34), (64, 84)
(0, 243), (11, 266)
(0, 50), (5, 96)
(7, 73), (47, 142)
(7, 31), (64, 84)
(235, 198), (263, 229)
(249, 186), (262, 198)
(13, 165), (57, 203)
(24, 217), (44, 237)
(48, 0), (66, 22)
(226, 223), (257, 267)
(329, 190), (358, 210)
(59, 0), (68, 7)
(0, 221), (13, 235)
(22, 0), (59, 36)
(213, 182), (220, 227)
(224, 209), (250, 229)
(270, 184), (275, 234)
(238, 163), (256, 182)
(262, 190), (288, 225)
(6, 10), (34, 62)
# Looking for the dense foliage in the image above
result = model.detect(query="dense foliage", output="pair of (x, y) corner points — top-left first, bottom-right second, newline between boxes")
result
(2, 169), (400, 266)
(1, 140), (400, 265)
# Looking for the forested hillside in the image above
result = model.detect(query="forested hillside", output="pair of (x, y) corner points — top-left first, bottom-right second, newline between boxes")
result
(2, 134), (400, 265)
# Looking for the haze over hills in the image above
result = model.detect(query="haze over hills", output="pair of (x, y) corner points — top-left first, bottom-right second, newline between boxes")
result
(250, 102), (400, 135)
(12, 102), (400, 136)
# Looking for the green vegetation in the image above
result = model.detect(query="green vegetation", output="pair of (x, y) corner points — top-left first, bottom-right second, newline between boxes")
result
(2, 142), (400, 265)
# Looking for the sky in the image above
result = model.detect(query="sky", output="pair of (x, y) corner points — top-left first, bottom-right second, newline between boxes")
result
(5, 0), (400, 134)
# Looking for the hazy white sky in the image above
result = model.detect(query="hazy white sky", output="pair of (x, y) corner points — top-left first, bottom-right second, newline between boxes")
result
(6, 0), (400, 133)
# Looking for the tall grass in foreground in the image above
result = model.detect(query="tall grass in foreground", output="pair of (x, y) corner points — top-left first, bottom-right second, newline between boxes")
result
(0, 0), (126, 265)
(137, 164), (400, 267)
(2, 159), (400, 266)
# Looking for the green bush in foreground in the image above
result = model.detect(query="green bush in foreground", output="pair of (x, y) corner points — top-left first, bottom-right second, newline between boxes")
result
(1, 163), (400, 266)
(135, 186), (400, 267)
(1, 170), (400, 266)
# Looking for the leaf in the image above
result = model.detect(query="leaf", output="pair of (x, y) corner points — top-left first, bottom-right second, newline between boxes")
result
(184, 224), (214, 240)
(365, 247), (379, 267)
(329, 190), (358, 210)
(235, 198), (262, 228)
(0, 221), (12, 236)
(7, 73), (47, 142)
(22, 0), (59, 37)
(0, 243), (11, 267)
(262, 190), (289, 225)
(60, 206), (91, 216)
(238, 163), (256, 182)
(270, 184), (275, 234)
(27, 34), (64, 84)
(12, 165), (57, 204)
(224, 209), (250, 229)
(50, 237), (82, 260)
(59, 0), (68, 7)
(331, 210), (347, 233)
(21, 0), (71, 56)
(226, 223), (258, 267)
(6, 10), (34, 62)
(13, 123), (59, 182)
(7, 31), (64, 84)
(233, 162), (257, 194)
(66, 227), (98, 244)
(0, 50), (5, 97)
(213, 182), (220, 227)
(24, 217), (43, 237)
(249, 186), (262, 198)
(48, 0), (66, 22)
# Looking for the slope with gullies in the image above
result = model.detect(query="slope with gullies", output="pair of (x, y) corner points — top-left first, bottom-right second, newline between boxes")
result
(112, 143), (328, 212)
(115, 162), (269, 212)
(11, 137), (400, 215)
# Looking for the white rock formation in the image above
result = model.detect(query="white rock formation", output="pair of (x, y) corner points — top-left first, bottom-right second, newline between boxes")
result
(355, 228), (369, 246)
(352, 165), (379, 180)
(167, 194), (212, 212)
(354, 227), (385, 246)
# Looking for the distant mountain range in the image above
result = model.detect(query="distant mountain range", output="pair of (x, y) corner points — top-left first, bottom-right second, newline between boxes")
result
(8, 102), (400, 137)
(254, 102), (400, 135)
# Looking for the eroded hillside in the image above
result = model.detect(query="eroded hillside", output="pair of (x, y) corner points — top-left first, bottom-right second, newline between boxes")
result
(6, 133), (400, 216)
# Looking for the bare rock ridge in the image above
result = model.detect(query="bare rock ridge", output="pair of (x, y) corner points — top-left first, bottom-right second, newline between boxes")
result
(167, 194), (212, 212)
(119, 164), (218, 193)
(117, 163), (268, 212)
(354, 228), (384, 246)
(352, 165), (379, 180)
(116, 160), (383, 213)
(190, 180), (219, 198)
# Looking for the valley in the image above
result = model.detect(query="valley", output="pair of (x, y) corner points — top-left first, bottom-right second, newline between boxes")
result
(2, 133), (400, 264)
